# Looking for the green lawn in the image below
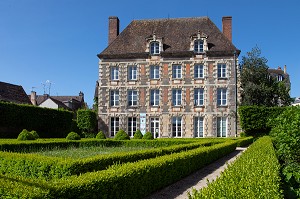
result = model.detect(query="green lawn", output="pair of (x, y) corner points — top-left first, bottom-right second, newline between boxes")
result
(32, 145), (155, 159)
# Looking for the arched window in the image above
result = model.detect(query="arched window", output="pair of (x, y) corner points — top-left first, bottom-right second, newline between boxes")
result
(150, 41), (160, 55)
(194, 40), (204, 53)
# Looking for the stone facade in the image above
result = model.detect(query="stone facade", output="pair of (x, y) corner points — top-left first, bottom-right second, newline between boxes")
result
(97, 16), (240, 138)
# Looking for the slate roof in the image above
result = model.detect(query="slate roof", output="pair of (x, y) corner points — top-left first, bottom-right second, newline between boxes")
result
(98, 17), (240, 59)
(268, 68), (289, 79)
(0, 81), (31, 104)
(36, 95), (84, 106)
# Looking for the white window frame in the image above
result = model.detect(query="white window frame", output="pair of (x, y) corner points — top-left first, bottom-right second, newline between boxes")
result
(110, 117), (119, 137)
(150, 65), (160, 79)
(194, 64), (204, 79)
(172, 89), (182, 106)
(128, 90), (138, 106)
(110, 90), (119, 107)
(217, 64), (226, 78)
(127, 117), (137, 137)
(172, 116), (182, 138)
(194, 88), (204, 106)
(150, 117), (160, 138)
(217, 117), (227, 137)
(111, 66), (119, 81)
(217, 88), (227, 106)
(128, 65), (137, 80)
(277, 75), (283, 81)
(172, 65), (182, 79)
(150, 89), (160, 106)
(194, 39), (204, 53)
(150, 41), (160, 55)
(194, 117), (204, 137)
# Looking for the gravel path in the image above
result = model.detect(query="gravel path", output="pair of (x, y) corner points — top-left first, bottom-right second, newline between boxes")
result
(144, 147), (247, 199)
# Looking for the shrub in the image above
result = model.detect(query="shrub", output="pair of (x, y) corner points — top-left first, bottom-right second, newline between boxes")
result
(66, 132), (81, 140)
(133, 130), (143, 139)
(189, 136), (282, 199)
(142, 132), (154, 140)
(30, 131), (39, 139)
(96, 131), (106, 139)
(238, 106), (286, 136)
(17, 129), (35, 141)
(114, 129), (130, 140)
(270, 106), (300, 198)
(77, 109), (97, 134)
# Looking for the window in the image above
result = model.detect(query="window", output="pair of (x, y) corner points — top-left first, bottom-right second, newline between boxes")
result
(128, 117), (137, 137)
(150, 117), (160, 138)
(110, 117), (119, 137)
(172, 65), (182, 79)
(150, 89), (160, 106)
(172, 116), (182, 137)
(194, 40), (204, 53)
(217, 64), (226, 78)
(194, 64), (204, 78)
(150, 42), (160, 55)
(217, 88), (227, 106)
(128, 65), (137, 80)
(217, 117), (227, 137)
(150, 65), (160, 79)
(194, 117), (204, 137)
(172, 89), (182, 106)
(111, 66), (119, 80)
(194, 88), (204, 106)
(277, 75), (283, 81)
(110, 90), (119, 106)
(128, 90), (138, 106)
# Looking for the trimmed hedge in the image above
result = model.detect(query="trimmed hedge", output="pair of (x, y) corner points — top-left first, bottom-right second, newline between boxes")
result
(0, 141), (220, 180)
(231, 136), (254, 147)
(189, 136), (282, 199)
(0, 138), (205, 153)
(0, 101), (74, 138)
(238, 106), (286, 136)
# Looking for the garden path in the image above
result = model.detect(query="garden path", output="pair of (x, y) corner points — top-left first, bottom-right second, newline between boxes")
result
(144, 147), (247, 199)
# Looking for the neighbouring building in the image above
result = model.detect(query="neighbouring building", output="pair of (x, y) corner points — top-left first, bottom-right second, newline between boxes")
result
(292, 97), (300, 106)
(268, 65), (291, 93)
(29, 91), (86, 111)
(0, 81), (31, 104)
(97, 16), (240, 138)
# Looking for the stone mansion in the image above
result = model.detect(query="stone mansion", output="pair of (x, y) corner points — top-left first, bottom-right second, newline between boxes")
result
(97, 16), (240, 138)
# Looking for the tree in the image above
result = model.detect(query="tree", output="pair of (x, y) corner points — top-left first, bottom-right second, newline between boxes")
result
(240, 46), (291, 106)
(77, 109), (97, 137)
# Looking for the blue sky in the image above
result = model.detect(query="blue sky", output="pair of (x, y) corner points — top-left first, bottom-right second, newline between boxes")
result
(0, 0), (299, 107)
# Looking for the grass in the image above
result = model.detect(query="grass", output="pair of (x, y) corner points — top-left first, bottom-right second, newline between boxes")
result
(32, 145), (155, 159)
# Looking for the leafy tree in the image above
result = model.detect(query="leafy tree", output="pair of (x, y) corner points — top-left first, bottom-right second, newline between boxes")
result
(240, 46), (291, 106)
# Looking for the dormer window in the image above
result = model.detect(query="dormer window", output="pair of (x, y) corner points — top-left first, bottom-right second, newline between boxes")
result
(190, 30), (208, 53)
(150, 41), (160, 55)
(277, 75), (283, 81)
(194, 40), (204, 53)
(146, 32), (163, 55)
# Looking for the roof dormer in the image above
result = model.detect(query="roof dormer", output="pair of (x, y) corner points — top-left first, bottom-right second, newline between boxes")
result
(190, 30), (208, 53)
(146, 32), (163, 55)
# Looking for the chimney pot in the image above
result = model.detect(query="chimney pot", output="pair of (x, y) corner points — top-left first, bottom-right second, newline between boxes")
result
(108, 16), (120, 45)
(222, 16), (232, 42)
(284, 65), (287, 74)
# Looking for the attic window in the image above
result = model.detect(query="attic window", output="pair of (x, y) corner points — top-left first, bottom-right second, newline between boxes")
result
(194, 40), (204, 53)
(150, 41), (160, 55)
(190, 31), (208, 53)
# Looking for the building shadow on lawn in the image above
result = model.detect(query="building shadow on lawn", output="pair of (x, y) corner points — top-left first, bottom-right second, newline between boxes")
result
(144, 147), (246, 199)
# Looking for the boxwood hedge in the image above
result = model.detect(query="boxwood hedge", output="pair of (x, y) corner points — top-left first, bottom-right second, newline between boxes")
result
(188, 136), (282, 199)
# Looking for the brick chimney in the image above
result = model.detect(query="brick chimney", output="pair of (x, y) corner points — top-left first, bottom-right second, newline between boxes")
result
(284, 65), (287, 74)
(222, 16), (232, 42)
(108, 16), (119, 45)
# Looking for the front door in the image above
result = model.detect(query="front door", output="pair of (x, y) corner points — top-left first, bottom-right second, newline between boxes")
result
(150, 117), (160, 138)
